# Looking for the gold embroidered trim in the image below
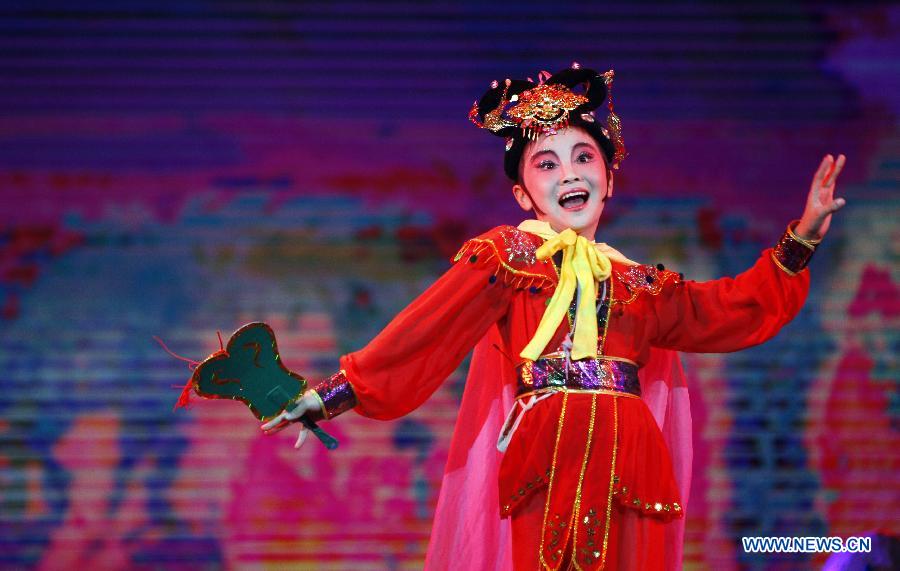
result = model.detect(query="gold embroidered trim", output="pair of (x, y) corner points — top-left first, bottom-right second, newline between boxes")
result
(612, 269), (679, 306)
(600, 396), (619, 569)
(787, 220), (819, 249)
(453, 239), (555, 289)
(539, 390), (569, 570)
(570, 393), (598, 571)
(600, 278), (614, 355)
(516, 387), (640, 402)
(536, 353), (638, 367)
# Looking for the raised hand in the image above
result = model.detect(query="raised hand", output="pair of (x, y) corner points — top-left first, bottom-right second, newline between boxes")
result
(795, 154), (847, 241)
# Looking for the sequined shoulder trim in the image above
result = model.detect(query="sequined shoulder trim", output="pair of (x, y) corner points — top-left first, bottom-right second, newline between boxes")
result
(452, 226), (556, 289)
(612, 263), (681, 306)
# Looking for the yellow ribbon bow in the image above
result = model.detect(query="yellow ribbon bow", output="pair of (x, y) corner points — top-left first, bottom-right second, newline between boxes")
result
(518, 220), (617, 361)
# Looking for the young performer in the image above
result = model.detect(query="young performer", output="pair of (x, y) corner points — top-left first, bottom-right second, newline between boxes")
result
(262, 64), (846, 570)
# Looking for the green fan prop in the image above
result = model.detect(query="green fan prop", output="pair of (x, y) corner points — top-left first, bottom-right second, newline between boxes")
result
(175, 322), (338, 450)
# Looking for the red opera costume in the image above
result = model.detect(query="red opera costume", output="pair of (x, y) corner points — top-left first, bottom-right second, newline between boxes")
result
(236, 62), (843, 570)
(311, 221), (812, 570)
(172, 61), (845, 570)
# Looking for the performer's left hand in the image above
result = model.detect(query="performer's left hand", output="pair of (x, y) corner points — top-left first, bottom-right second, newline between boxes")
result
(795, 154), (846, 241)
(260, 389), (321, 449)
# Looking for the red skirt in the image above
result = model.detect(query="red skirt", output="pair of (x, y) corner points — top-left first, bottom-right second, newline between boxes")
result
(498, 391), (683, 570)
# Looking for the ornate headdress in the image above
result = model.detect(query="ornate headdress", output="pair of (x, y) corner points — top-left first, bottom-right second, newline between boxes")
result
(469, 62), (628, 176)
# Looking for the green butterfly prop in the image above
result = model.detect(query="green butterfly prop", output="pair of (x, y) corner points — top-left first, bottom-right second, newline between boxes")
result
(172, 322), (338, 450)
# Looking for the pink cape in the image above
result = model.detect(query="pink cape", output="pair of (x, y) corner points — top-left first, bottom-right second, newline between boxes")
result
(424, 325), (692, 570)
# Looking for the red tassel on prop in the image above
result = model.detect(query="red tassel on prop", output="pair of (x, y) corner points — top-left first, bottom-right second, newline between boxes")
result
(174, 380), (194, 410)
(153, 334), (226, 410)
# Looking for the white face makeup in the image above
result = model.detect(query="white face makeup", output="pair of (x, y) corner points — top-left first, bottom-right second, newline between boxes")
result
(513, 126), (612, 241)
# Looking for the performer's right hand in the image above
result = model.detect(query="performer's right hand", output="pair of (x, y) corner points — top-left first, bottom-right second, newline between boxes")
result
(795, 153), (847, 241)
(260, 390), (322, 449)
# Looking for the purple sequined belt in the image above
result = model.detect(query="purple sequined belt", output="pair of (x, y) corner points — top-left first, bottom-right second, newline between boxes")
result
(516, 355), (641, 398)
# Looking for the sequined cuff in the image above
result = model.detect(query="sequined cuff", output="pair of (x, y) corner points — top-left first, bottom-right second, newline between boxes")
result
(313, 370), (358, 420)
(771, 220), (817, 276)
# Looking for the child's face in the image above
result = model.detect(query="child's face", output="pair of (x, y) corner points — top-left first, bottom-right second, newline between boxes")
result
(514, 126), (612, 240)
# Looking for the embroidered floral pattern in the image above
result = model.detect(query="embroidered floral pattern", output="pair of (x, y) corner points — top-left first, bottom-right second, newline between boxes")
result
(614, 264), (681, 305)
(502, 227), (538, 265)
(501, 468), (548, 516)
(452, 226), (555, 289)
(578, 507), (603, 566)
(610, 473), (683, 522)
(543, 512), (569, 564)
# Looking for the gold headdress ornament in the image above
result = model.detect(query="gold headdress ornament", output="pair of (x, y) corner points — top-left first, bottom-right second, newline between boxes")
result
(601, 70), (628, 168)
(468, 62), (628, 169)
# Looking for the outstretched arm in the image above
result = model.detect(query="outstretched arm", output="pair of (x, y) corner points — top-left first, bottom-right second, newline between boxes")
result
(262, 247), (515, 446)
(650, 154), (847, 353)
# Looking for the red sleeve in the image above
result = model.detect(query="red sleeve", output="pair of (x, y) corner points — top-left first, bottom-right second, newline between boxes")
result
(339, 251), (513, 420)
(650, 248), (809, 353)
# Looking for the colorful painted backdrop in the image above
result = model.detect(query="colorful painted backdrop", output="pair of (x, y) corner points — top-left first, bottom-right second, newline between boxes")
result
(1, 2), (897, 570)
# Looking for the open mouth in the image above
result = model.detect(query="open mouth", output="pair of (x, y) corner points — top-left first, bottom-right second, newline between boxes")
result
(558, 190), (589, 210)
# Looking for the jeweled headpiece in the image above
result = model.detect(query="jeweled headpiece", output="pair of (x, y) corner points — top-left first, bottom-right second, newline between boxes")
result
(469, 62), (628, 176)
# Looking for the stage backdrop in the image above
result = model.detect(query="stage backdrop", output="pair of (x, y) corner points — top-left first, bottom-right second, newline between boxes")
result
(1, 2), (897, 570)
